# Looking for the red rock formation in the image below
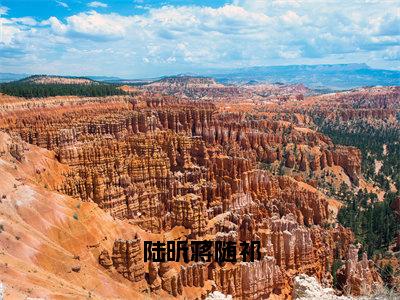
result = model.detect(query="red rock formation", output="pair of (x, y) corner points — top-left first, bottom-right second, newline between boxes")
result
(147, 261), (162, 293)
(332, 146), (361, 185)
(0, 88), (386, 299)
(100, 236), (145, 283)
(210, 257), (284, 299)
(336, 245), (383, 296)
(169, 193), (208, 238)
(159, 262), (183, 296)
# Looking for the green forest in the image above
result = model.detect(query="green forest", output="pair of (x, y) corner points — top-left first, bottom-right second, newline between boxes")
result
(337, 186), (398, 257)
(317, 120), (400, 191)
(313, 114), (400, 259)
(0, 82), (127, 98)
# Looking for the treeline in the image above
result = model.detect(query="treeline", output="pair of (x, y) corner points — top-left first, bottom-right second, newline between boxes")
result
(313, 114), (400, 258)
(337, 186), (399, 257)
(0, 82), (127, 98)
(314, 116), (400, 191)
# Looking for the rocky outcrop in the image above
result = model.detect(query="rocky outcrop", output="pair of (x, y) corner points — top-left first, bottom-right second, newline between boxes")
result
(0, 89), (380, 299)
(99, 236), (145, 283)
(293, 274), (351, 300)
(332, 147), (361, 185)
(206, 291), (233, 299)
(9, 139), (26, 162)
(169, 193), (208, 238)
(180, 262), (207, 288)
(179, 257), (284, 299)
(98, 249), (113, 269)
(336, 245), (382, 296)
(219, 257), (284, 299)
(147, 261), (162, 293)
(159, 262), (183, 297)
(143, 261), (184, 296)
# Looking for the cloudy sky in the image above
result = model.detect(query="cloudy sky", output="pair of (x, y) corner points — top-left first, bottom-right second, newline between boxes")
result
(0, 0), (399, 78)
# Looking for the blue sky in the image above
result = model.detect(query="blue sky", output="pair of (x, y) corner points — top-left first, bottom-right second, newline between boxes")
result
(1, 0), (399, 78)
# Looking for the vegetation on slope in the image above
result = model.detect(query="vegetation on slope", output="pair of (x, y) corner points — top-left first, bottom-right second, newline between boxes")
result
(0, 76), (127, 98)
(314, 116), (400, 191)
(313, 114), (400, 259)
(336, 186), (398, 257)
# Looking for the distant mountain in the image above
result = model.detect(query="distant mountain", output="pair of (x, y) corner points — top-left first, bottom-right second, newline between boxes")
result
(19, 75), (99, 85)
(0, 73), (30, 83)
(87, 75), (123, 82)
(202, 64), (399, 90)
(1, 64), (398, 89)
(152, 75), (218, 86)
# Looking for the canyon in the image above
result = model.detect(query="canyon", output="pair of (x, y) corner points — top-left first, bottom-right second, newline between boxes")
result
(0, 79), (398, 299)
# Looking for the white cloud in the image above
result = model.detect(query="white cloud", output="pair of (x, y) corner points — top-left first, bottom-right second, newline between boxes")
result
(377, 14), (400, 36)
(279, 49), (302, 59)
(0, 6), (9, 15)
(88, 1), (108, 8)
(10, 17), (38, 26)
(0, 19), (22, 45)
(46, 16), (67, 34)
(48, 11), (134, 40)
(55, 1), (69, 8)
(281, 10), (307, 26)
(382, 46), (400, 60)
(1, 1), (399, 76)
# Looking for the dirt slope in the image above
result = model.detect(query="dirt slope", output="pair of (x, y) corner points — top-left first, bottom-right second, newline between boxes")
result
(0, 132), (152, 299)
